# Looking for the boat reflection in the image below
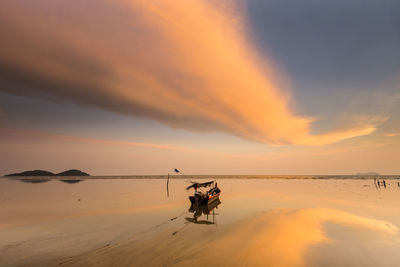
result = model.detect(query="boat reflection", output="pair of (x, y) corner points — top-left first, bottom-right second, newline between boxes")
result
(186, 198), (221, 225)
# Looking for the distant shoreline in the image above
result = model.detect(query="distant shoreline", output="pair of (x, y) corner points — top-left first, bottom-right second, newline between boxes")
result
(2, 175), (400, 180)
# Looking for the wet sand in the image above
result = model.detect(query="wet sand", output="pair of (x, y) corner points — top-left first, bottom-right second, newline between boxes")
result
(1, 178), (400, 266)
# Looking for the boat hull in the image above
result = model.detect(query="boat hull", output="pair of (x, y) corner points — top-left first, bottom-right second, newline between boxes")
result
(189, 192), (220, 205)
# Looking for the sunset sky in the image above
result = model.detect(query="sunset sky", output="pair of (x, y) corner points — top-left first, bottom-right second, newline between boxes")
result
(1, 0), (399, 175)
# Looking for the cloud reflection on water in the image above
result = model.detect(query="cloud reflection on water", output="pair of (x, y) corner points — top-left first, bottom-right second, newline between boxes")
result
(185, 208), (397, 267)
(68, 207), (399, 267)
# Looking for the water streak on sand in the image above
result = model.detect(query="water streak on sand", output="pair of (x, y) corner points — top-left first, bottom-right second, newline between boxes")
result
(65, 208), (398, 267)
(2, 178), (400, 267)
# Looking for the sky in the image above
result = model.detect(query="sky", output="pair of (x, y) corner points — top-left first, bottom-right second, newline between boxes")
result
(0, 0), (399, 175)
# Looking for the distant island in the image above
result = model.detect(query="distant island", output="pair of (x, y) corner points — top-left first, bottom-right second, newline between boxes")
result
(4, 169), (90, 177)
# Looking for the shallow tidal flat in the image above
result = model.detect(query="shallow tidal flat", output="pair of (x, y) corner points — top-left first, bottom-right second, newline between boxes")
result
(1, 177), (400, 266)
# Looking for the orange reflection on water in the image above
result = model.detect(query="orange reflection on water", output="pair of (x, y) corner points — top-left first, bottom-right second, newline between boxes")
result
(177, 208), (397, 267)
(1, 178), (400, 266)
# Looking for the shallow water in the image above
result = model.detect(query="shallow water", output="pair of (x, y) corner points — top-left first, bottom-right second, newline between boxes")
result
(1, 177), (400, 266)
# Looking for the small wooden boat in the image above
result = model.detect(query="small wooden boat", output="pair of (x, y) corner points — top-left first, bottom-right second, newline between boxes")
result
(187, 181), (221, 205)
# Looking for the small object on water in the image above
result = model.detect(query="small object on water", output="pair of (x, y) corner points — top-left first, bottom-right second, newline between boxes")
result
(172, 231), (178, 235)
(167, 168), (183, 197)
(78, 198), (81, 201)
(166, 173), (170, 198)
(187, 181), (221, 205)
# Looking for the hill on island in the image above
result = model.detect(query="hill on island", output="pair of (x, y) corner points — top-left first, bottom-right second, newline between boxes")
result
(4, 169), (90, 177)
(56, 169), (89, 176)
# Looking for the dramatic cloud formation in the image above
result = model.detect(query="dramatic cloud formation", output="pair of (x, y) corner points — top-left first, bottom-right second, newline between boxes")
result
(386, 132), (400, 137)
(0, 128), (193, 152)
(0, 0), (375, 145)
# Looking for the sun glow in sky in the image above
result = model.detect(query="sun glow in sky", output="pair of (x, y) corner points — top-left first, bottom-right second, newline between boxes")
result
(0, 0), (399, 175)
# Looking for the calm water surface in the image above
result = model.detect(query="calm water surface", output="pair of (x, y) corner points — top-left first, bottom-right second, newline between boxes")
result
(1, 177), (400, 266)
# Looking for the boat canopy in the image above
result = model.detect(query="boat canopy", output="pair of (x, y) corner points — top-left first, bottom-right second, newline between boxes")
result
(186, 181), (214, 190)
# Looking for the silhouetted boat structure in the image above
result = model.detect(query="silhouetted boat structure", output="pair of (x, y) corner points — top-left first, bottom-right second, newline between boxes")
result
(186, 198), (221, 224)
(186, 181), (221, 205)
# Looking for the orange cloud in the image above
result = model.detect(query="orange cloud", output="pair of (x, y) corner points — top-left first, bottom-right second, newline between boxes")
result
(0, 0), (375, 145)
(0, 128), (193, 152)
(0, 127), (285, 161)
(386, 132), (400, 137)
(295, 125), (376, 146)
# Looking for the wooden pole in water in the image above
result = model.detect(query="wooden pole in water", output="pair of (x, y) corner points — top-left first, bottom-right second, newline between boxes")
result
(167, 173), (170, 197)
